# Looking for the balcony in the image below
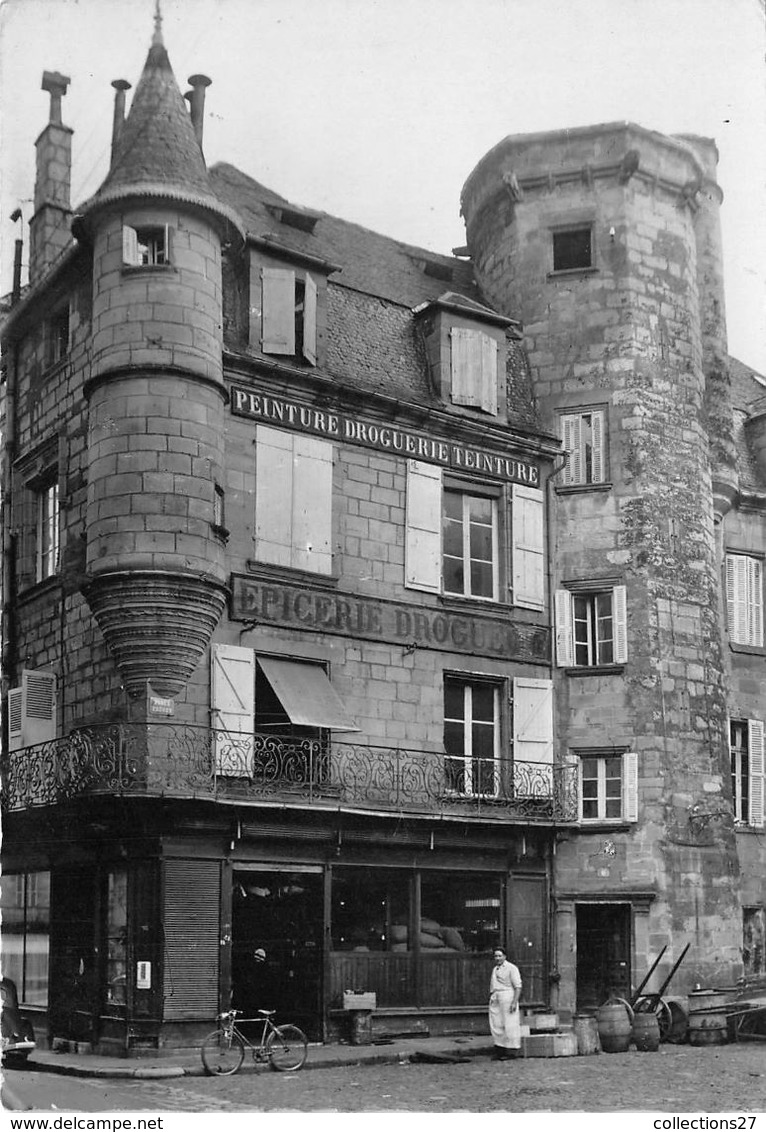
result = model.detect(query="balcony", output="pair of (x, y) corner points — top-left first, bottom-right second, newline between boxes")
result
(2, 725), (578, 824)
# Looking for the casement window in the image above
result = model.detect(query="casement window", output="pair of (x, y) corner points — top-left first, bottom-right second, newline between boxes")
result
(444, 677), (500, 797)
(730, 718), (765, 828)
(405, 461), (545, 609)
(555, 584), (628, 667)
(254, 425), (332, 575)
(552, 226), (592, 272)
(36, 478), (60, 582)
(576, 749), (638, 823)
(560, 409), (605, 485)
(122, 224), (171, 267)
(0, 871), (50, 1007)
(261, 267), (317, 365)
(7, 669), (58, 752)
(726, 554), (764, 648)
(450, 327), (498, 414)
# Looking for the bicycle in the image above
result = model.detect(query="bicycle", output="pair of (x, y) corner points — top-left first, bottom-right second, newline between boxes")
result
(201, 1008), (308, 1075)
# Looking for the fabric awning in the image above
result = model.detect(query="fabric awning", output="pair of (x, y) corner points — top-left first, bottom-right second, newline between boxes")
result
(257, 657), (360, 732)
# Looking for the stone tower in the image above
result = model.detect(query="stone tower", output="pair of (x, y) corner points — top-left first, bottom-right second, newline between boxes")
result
(461, 123), (742, 998)
(73, 15), (244, 703)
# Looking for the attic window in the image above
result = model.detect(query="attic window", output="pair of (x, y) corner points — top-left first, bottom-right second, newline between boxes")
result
(265, 204), (319, 234)
(123, 225), (171, 267)
(552, 227), (592, 272)
(261, 267), (317, 365)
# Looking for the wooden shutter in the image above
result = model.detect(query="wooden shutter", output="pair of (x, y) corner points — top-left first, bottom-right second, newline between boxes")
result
(163, 859), (221, 1019)
(405, 460), (442, 593)
(726, 554), (749, 644)
(512, 485), (545, 610)
(303, 274), (317, 365)
(211, 644), (255, 776)
(122, 225), (140, 266)
(450, 327), (475, 406)
(622, 751), (639, 822)
(480, 333), (498, 415)
(292, 435), (333, 574)
(262, 267), (295, 354)
(561, 414), (581, 486)
(562, 752), (581, 822)
(748, 719), (765, 829)
(513, 677), (553, 765)
(8, 670), (58, 750)
(255, 425), (294, 567)
(748, 557), (764, 646)
(590, 410), (605, 483)
(613, 584), (628, 663)
(7, 688), (23, 752)
(555, 589), (574, 666)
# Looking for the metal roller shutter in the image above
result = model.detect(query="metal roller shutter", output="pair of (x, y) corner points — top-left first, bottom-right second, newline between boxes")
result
(163, 859), (220, 1019)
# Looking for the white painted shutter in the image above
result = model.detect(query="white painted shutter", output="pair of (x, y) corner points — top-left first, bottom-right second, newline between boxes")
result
(555, 589), (574, 666)
(561, 414), (582, 486)
(622, 751), (639, 822)
(748, 557), (764, 646)
(292, 435), (333, 574)
(726, 554), (749, 644)
(748, 718), (765, 829)
(613, 584), (628, 663)
(9, 670), (58, 750)
(405, 460), (442, 593)
(480, 333), (498, 415)
(450, 327), (475, 406)
(255, 426), (294, 567)
(262, 267), (296, 354)
(562, 752), (581, 822)
(512, 485), (545, 610)
(590, 410), (605, 483)
(122, 225), (141, 266)
(210, 644), (255, 776)
(302, 274), (317, 365)
(513, 677), (553, 765)
(7, 687), (23, 752)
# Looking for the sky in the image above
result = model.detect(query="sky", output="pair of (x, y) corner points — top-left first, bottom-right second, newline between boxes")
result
(1, 0), (765, 372)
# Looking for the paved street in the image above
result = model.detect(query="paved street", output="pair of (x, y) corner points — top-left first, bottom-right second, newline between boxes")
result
(3, 1043), (765, 1113)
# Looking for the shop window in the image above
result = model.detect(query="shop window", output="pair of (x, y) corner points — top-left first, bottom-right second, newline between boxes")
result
(444, 677), (499, 797)
(106, 869), (128, 1008)
(36, 477), (60, 582)
(576, 749), (638, 823)
(552, 226), (592, 272)
(420, 873), (502, 954)
(261, 267), (317, 365)
(726, 553), (764, 648)
(555, 584), (628, 668)
(255, 425), (332, 575)
(331, 869), (411, 952)
(730, 718), (765, 827)
(560, 409), (606, 486)
(122, 224), (171, 267)
(0, 872), (50, 1006)
(743, 907), (766, 977)
(450, 327), (497, 414)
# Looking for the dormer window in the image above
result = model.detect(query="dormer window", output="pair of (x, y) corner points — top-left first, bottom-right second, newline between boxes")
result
(261, 267), (317, 366)
(123, 225), (171, 267)
(450, 327), (497, 415)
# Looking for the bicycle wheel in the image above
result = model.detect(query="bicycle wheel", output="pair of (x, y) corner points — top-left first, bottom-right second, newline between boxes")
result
(265, 1024), (308, 1072)
(201, 1028), (245, 1075)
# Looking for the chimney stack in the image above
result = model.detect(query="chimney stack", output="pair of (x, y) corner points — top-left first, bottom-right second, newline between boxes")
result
(110, 80), (132, 164)
(185, 74), (211, 148)
(29, 70), (73, 284)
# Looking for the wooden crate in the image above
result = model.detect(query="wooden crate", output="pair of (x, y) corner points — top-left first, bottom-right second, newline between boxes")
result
(343, 992), (377, 1011)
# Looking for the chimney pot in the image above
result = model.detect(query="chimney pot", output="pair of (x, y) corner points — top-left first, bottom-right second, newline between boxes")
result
(42, 70), (70, 125)
(186, 74), (212, 147)
(110, 79), (132, 163)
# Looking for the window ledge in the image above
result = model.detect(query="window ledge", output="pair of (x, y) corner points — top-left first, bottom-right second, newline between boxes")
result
(246, 561), (339, 589)
(18, 575), (63, 603)
(563, 664), (625, 677)
(121, 264), (177, 277)
(734, 823), (765, 835)
(729, 642), (765, 657)
(438, 594), (511, 613)
(556, 482), (612, 495)
(547, 267), (599, 279)
(575, 821), (633, 831)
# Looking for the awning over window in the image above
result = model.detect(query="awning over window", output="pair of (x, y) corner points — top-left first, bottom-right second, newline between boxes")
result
(257, 658), (360, 732)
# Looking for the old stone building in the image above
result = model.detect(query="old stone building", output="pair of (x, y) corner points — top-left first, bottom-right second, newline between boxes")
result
(1, 21), (764, 1056)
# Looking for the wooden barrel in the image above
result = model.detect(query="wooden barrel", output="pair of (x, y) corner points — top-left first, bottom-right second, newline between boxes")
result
(632, 1010), (660, 1051)
(573, 1013), (601, 1055)
(688, 990), (728, 1047)
(596, 1000), (633, 1053)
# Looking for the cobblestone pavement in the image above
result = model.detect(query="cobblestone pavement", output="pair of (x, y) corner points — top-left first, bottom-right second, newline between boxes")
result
(40, 1043), (765, 1113)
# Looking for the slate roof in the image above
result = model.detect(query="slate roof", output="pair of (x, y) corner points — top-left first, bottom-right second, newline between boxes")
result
(209, 162), (483, 310)
(729, 356), (766, 494)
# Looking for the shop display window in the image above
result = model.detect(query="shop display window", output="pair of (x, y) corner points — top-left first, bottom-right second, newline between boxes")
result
(331, 869), (410, 952)
(0, 871), (50, 1006)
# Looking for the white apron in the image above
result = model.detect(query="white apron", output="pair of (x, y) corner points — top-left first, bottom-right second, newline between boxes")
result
(488, 960), (522, 1048)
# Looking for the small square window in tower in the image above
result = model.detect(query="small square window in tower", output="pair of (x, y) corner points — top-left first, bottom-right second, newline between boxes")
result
(552, 227), (592, 272)
(122, 225), (171, 267)
(561, 409), (606, 485)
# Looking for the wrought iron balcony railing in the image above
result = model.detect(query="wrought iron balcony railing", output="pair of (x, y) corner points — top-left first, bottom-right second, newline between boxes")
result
(3, 725), (578, 823)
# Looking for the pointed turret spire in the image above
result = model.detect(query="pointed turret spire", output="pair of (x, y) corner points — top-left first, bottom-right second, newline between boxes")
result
(153, 0), (163, 47)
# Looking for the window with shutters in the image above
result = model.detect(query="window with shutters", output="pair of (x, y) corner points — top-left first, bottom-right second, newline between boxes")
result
(560, 409), (606, 486)
(726, 553), (764, 648)
(122, 224), (170, 267)
(575, 749), (638, 823)
(444, 677), (500, 797)
(261, 267), (317, 365)
(254, 425), (332, 575)
(730, 718), (765, 827)
(449, 327), (498, 414)
(555, 584), (628, 668)
(405, 461), (545, 609)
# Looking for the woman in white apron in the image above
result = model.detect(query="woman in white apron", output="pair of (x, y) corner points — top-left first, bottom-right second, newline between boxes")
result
(488, 947), (522, 1060)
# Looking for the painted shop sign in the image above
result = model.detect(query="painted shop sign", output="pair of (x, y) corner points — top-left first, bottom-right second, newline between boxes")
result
(230, 388), (540, 485)
(230, 575), (549, 663)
